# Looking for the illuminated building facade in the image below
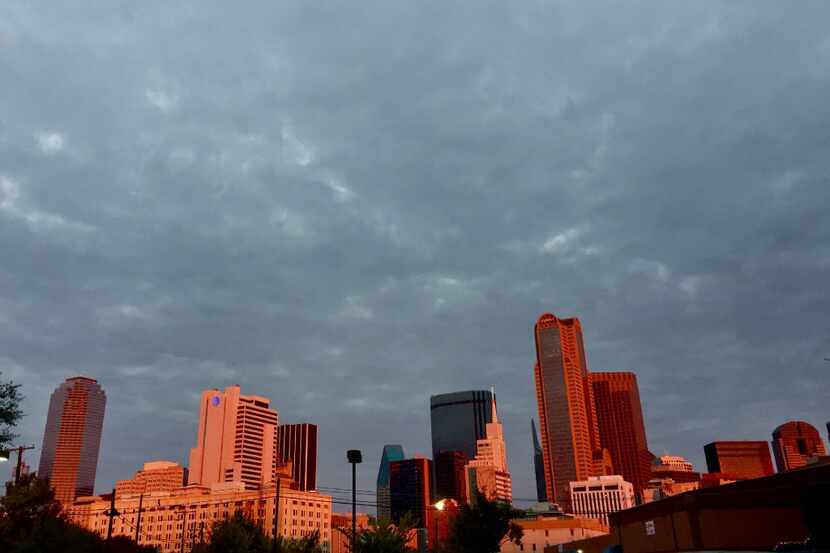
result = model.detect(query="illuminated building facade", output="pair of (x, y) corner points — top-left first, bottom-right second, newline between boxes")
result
(465, 390), (512, 503)
(37, 376), (107, 504)
(590, 372), (651, 499)
(68, 480), (331, 553)
(704, 441), (774, 480)
(771, 421), (827, 472)
(277, 423), (318, 491)
(533, 313), (604, 511)
(569, 475), (635, 526)
(376, 444), (405, 521)
(188, 385), (278, 489)
(116, 461), (187, 496)
(499, 515), (607, 553)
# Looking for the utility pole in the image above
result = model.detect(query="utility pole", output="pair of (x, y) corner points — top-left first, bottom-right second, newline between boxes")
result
(272, 477), (282, 553)
(0, 445), (35, 485)
(135, 494), (144, 544)
(105, 488), (119, 545)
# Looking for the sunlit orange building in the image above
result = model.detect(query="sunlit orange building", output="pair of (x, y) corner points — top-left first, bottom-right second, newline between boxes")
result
(590, 372), (651, 499)
(771, 421), (826, 472)
(115, 460), (187, 496)
(188, 385), (279, 489)
(704, 441), (774, 480)
(37, 376), (107, 504)
(533, 313), (604, 511)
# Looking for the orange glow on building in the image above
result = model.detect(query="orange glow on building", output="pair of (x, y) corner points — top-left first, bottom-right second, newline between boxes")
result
(704, 441), (774, 480)
(37, 376), (107, 505)
(771, 421), (827, 472)
(590, 372), (651, 499)
(68, 479), (331, 553)
(115, 461), (187, 496)
(533, 313), (603, 511)
(188, 385), (279, 489)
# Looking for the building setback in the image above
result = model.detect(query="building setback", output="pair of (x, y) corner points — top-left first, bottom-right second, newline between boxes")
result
(771, 421), (827, 472)
(376, 445), (405, 521)
(277, 423), (318, 491)
(704, 441), (774, 480)
(37, 376), (107, 504)
(590, 372), (651, 500)
(115, 461), (187, 496)
(533, 313), (604, 511)
(188, 385), (279, 489)
(465, 390), (512, 503)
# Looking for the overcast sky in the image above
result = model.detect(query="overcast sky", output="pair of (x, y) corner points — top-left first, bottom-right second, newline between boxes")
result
(2, 1), (829, 506)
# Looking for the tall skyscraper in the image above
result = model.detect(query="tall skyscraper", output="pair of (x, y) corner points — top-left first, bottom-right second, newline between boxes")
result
(376, 444), (405, 521)
(465, 391), (512, 503)
(188, 385), (278, 489)
(590, 372), (651, 499)
(704, 441), (774, 480)
(531, 419), (547, 502)
(38, 376), (107, 504)
(533, 313), (603, 511)
(389, 457), (434, 528)
(277, 423), (318, 491)
(771, 421), (826, 472)
(430, 390), (494, 461)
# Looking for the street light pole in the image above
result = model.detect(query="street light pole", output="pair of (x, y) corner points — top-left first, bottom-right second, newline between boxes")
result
(347, 450), (363, 552)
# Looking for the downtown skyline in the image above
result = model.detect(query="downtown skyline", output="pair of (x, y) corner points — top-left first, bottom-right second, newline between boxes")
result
(2, 0), (830, 508)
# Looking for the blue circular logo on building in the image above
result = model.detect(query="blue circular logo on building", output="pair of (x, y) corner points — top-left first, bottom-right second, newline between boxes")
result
(211, 396), (221, 407)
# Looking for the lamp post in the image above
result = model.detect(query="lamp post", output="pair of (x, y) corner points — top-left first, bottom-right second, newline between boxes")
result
(347, 450), (363, 552)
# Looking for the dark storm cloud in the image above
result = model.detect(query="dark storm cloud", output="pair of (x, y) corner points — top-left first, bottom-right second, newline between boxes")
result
(2, 1), (829, 500)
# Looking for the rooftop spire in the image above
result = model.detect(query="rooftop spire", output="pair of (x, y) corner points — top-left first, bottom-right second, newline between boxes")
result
(490, 386), (499, 423)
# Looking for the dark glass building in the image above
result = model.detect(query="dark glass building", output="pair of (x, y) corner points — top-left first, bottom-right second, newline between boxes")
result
(276, 423), (318, 491)
(389, 457), (434, 528)
(376, 445), (405, 521)
(434, 450), (467, 502)
(430, 390), (494, 461)
(531, 419), (547, 502)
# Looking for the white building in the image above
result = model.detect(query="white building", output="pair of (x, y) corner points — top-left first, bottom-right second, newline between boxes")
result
(652, 455), (694, 473)
(499, 515), (607, 553)
(569, 475), (634, 525)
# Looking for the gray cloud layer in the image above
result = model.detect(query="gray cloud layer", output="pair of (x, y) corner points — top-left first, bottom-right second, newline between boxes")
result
(2, 1), (829, 502)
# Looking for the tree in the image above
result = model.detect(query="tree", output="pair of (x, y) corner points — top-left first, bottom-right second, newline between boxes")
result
(0, 372), (22, 450)
(445, 494), (523, 553)
(205, 512), (271, 553)
(0, 473), (62, 545)
(276, 530), (325, 553)
(0, 474), (153, 553)
(346, 515), (416, 553)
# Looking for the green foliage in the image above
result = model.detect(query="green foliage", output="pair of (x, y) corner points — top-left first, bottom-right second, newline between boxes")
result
(346, 515), (415, 553)
(445, 494), (523, 553)
(275, 530), (325, 553)
(0, 474), (153, 552)
(0, 372), (22, 450)
(205, 512), (271, 553)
